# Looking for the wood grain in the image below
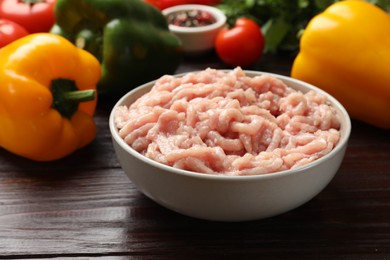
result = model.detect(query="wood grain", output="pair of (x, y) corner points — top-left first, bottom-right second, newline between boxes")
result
(0, 52), (389, 259)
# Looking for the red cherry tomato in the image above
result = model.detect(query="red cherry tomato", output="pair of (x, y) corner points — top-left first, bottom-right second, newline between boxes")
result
(144, 0), (220, 10)
(144, 0), (192, 10)
(194, 0), (220, 5)
(0, 0), (56, 33)
(0, 19), (28, 48)
(215, 18), (265, 68)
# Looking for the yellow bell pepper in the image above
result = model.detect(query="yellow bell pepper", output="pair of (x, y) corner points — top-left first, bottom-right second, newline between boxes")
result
(291, 0), (390, 129)
(0, 33), (101, 161)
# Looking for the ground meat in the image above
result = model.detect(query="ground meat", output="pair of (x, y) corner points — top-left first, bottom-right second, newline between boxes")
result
(114, 67), (341, 176)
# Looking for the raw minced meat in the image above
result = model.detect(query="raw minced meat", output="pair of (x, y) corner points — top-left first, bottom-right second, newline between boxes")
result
(114, 67), (341, 176)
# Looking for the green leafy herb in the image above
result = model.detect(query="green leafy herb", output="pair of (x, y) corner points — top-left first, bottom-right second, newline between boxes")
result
(217, 0), (390, 54)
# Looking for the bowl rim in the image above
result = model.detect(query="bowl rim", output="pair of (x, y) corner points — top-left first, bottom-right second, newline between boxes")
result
(162, 4), (227, 33)
(109, 70), (351, 182)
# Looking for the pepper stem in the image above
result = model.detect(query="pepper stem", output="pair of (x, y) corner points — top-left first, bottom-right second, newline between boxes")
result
(63, 90), (96, 103)
(51, 79), (96, 119)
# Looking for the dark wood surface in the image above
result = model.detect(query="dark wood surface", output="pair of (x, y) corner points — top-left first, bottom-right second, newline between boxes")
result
(1, 52), (389, 259)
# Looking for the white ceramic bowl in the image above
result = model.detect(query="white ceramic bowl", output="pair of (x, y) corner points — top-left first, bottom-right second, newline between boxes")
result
(109, 71), (351, 222)
(162, 4), (226, 54)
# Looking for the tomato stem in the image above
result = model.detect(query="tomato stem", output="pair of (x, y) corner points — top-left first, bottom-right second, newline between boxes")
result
(20, 0), (46, 5)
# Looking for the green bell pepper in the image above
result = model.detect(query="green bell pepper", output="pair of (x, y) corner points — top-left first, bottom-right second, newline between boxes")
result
(51, 0), (182, 96)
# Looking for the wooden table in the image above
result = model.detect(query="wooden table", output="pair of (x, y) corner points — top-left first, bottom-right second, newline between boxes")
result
(1, 52), (389, 259)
